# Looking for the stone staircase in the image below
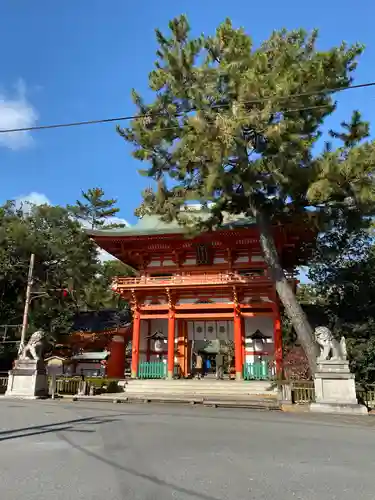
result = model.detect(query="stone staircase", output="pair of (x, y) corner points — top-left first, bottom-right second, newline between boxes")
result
(120, 379), (280, 409)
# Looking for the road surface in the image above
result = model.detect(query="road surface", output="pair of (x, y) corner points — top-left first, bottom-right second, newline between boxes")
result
(0, 400), (374, 500)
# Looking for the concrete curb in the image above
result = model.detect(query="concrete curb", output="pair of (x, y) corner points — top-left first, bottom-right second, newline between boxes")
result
(67, 394), (280, 409)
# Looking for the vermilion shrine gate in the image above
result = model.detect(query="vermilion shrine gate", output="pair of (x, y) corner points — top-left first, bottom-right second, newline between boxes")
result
(89, 208), (315, 380)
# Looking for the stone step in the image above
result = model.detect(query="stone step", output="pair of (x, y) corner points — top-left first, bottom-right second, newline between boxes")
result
(125, 380), (273, 387)
(124, 385), (275, 393)
(124, 387), (276, 397)
(125, 394), (279, 407)
(124, 382), (275, 394)
(73, 394), (280, 410)
(125, 392), (276, 399)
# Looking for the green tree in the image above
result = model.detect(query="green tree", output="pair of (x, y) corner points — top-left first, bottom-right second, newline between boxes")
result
(101, 260), (135, 282)
(68, 187), (125, 229)
(81, 260), (134, 311)
(118, 16), (375, 371)
(308, 221), (375, 383)
(0, 202), (100, 336)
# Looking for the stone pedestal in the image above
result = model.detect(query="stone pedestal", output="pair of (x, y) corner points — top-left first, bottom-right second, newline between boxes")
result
(310, 360), (367, 415)
(5, 359), (49, 399)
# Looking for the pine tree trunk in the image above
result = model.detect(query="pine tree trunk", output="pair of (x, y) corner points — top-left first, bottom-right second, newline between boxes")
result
(250, 204), (317, 374)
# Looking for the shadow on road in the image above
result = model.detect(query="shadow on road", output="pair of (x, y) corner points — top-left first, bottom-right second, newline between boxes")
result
(0, 414), (130, 442)
(58, 431), (223, 500)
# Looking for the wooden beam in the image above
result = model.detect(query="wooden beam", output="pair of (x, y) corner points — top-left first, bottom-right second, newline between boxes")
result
(175, 313), (235, 319)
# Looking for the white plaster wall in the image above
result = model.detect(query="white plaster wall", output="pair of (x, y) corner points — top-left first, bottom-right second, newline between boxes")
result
(148, 260), (161, 267)
(187, 320), (234, 341)
(250, 255), (264, 263)
(178, 298), (197, 304)
(234, 256), (249, 263)
(162, 260), (175, 266)
(245, 354), (256, 363)
(213, 256), (226, 264)
(210, 297), (231, 303)
(185, 258), (196, 265)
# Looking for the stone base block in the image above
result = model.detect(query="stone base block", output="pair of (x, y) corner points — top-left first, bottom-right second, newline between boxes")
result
(312, 360), (368, 415)
(5, 359), (48, 399)
(310, 402), (368, 415)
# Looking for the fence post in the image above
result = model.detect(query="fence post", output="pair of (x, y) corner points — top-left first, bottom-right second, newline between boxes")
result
(277, 382), (293, 410)
(50, 374), (56, 400)
(78, 380), (87, 396)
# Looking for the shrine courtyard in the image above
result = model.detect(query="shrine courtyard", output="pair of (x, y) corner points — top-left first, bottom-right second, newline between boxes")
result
(0, 400), (374, 500)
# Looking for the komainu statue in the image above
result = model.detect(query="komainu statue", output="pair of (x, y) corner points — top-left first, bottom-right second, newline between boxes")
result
(314, 326), (347, 362)
(18, 330), (51, 361)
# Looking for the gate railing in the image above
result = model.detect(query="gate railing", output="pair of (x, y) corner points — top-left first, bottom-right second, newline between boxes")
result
(138, 361), (166, 379)
(54, 377), (81, 395)
(356, 384), (375, 409)
(290, 381), (315, 403)
(243, 361), (269, 380)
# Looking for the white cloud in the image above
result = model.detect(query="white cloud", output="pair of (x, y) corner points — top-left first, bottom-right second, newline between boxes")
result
(15, 192), (51, 213)
(16, 192), (51, 207)
(98, 250), (117, 262)
(13, 191), (129, 263)
(104, 216), (130, 227)
(0, 79), (38, 150)
(79, 217), (130, 230)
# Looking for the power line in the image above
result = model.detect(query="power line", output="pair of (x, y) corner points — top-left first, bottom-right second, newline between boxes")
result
(127, 104), (334, 136)
(0, 81), (374, 135)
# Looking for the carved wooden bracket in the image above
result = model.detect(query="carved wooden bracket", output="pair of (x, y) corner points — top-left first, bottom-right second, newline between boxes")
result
(225, 248), (237, 267)
(165, 287), (175, 311)
(232, 286), (241, 316)
(172, 249), (185, 266)
(139, 253), (151, 269)
(130, 289), (138, 311)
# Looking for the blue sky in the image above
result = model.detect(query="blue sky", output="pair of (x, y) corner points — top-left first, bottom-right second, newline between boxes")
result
(0, 0), (374, 232)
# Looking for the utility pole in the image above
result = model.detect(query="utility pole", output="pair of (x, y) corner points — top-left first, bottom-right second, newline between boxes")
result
(18, 253), (35, 355)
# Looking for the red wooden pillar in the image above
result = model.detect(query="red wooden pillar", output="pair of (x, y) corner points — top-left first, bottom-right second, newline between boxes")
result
(274, 315), (283, 378)
(106, 335), (126, 379)
(234, 309), (243, 380)
(167, 309), (176, 379)
(131, 310), (141, 378)
(146, 319), (151, 362)
(241, 316), (246, 367)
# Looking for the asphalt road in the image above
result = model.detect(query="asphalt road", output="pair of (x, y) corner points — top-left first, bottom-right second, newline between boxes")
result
(0, 400), (374, 500)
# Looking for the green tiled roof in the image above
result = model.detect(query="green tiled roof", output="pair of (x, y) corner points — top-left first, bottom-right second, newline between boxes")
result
(87, 209), (256, 238)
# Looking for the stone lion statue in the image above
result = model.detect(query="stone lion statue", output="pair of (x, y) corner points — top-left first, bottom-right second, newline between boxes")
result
(314, 326), (347, 362)
(18, 330), (51, 361)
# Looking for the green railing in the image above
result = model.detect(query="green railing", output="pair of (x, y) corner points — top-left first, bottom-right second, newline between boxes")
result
(243, 361), (269, 380)
(138, 361), (166, 379)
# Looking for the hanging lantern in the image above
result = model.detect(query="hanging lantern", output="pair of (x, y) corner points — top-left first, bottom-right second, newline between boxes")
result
(253, 339), (264, 352)
(154, 339), (164, 353)
(251, 330), (266, 353)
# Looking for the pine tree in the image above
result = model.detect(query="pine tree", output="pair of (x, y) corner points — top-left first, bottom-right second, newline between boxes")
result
(69, 187), (125, 229)
(118, 16), (375, 372)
